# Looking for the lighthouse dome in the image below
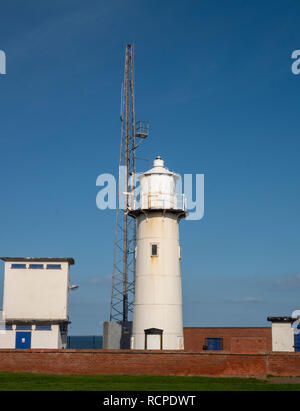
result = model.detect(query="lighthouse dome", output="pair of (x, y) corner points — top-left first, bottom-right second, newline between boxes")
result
(138, 156), (184, 210)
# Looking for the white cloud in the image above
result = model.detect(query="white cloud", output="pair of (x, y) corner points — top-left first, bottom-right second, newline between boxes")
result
(274, 273), (300, 289)
(89, 275), (111, 285)
(231, 297), (262, 303)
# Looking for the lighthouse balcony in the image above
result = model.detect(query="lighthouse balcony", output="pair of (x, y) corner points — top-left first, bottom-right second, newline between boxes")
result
(128, 192), (187, 212)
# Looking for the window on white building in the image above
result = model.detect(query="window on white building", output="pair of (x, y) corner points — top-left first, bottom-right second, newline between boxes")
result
(16, 325), (32, 330)
(36, 325), (51, 331)
(11, 264), (26, 269)
(46, 264), (62, 269)
(29, 264), (44, 269)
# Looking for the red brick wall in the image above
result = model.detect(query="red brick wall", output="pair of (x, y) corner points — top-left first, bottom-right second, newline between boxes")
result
(268, 353), (300, 376)
(0, 350), (299, 377)
(183, 327), (272, 353)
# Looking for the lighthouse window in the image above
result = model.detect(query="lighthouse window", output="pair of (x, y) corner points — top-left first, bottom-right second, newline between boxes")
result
(151, 244), (158, 256)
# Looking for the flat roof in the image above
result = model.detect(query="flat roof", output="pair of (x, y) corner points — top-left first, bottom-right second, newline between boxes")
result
(0, 257), (75, 265)
(267, 316), (294, 323)
(4, 319), (71, 325)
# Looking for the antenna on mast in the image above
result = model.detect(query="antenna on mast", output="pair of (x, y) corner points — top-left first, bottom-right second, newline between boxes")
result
(109, 45), (149, 342)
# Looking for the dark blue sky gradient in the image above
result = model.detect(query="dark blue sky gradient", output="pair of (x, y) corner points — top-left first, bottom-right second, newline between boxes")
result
(0, 0), (300, 334)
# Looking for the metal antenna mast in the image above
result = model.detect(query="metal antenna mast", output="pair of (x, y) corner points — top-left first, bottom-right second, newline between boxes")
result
(110, 44), (149, 324)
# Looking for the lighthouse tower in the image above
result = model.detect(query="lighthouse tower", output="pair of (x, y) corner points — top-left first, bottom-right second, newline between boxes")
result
(129, 156), (187, 350)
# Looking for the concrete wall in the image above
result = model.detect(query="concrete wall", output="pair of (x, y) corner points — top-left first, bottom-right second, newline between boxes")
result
(3, 261), (69, 321)
(183, 327), (272, 353)
(103, 321), (132, 349)
(0, 350), (300, 377)
(271, 323), (294, 352)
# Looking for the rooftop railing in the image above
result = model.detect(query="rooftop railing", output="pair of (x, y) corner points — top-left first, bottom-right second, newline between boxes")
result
(128, 192), (187, 211)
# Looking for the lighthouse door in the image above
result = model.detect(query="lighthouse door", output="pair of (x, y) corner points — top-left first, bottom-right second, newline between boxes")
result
(144, 328), (163, 350)
(147, 335), (160, 349)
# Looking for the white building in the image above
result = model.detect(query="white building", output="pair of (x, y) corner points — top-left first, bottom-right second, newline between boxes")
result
(0, 257), (75, 349)
(129, 156), (187, 350)
(267, 316), (296, 352)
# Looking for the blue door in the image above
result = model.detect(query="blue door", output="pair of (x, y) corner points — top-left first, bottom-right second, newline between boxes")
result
(206, 337), (223, 350)
(15, 332), (31, 349)
(295, 333), (300, 352)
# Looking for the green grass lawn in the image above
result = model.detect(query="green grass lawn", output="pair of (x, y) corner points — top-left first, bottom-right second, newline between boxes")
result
(0, 372), (300, 391)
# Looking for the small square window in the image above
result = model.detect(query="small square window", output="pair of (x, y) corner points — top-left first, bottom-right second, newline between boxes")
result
(151, 244), (158, 256)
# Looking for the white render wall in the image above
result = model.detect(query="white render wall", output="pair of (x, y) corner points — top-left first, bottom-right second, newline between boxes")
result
(31, 325), (61, 349)
(0, 328), (15, 348)
(3, 262), (69, 321)
(0, 325), (65, 349)
(131, 211), (184, 350)
(271, 323), (294, 352)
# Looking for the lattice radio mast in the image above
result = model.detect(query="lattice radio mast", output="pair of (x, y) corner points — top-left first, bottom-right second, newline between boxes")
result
(110, 44), (149, 324)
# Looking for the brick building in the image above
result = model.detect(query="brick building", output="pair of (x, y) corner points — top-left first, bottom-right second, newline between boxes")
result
(183, 327), (272, 353)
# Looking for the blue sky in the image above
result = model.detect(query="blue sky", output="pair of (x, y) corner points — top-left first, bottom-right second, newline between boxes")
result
(0, 0), (300, 334)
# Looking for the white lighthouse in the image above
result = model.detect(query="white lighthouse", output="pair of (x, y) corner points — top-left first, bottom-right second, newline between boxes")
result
(129, 156), (187, 350)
